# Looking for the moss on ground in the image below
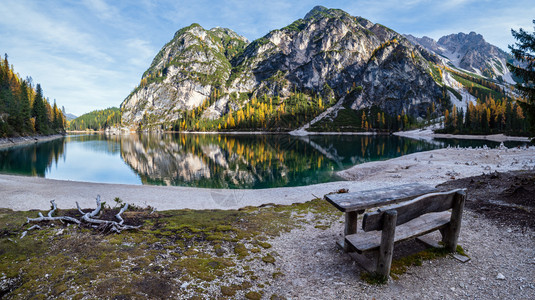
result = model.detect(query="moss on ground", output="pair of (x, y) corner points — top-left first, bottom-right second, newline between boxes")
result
(0, 198), (341, 299)
(361, 244), (469, 284)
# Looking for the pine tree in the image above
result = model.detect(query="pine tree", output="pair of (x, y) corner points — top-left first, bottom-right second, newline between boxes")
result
(508, 20), (535, 140)
(32, 84), (48, 134)
(19, 81), (33, 132)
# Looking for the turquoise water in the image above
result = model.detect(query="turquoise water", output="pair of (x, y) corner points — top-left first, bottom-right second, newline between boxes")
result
(0, 133), (525, 189)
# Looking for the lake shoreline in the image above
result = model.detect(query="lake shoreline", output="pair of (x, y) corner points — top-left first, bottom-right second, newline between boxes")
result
(0, 134), (65, 150)
(1, 145), (533, 211)
(65, 129), (531, 142)
(395, 128), (531, 142)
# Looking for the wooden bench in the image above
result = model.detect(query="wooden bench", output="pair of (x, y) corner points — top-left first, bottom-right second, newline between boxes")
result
(325, 183), (438, 252)
(345, 189), (467, 277)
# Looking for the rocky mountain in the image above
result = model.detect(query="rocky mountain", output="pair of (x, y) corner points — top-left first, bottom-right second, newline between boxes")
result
(121, 24), (248, 126)
(63, 112), (77, 121)
(405, 32), (515, 83)
(120, 6), (454, 131)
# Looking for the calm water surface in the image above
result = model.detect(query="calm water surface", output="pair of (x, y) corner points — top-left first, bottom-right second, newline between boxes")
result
(0, 133), (525, 189)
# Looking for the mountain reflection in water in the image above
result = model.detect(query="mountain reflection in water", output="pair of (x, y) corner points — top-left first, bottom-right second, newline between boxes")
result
(112, 133), (439, 188)
(0, 133), (519, 189)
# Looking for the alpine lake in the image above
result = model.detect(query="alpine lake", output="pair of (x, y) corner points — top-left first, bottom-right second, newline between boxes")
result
(0, 133), (527, 189)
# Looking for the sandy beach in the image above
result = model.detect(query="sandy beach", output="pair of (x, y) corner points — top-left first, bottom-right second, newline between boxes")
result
(1, 143), (533, 211)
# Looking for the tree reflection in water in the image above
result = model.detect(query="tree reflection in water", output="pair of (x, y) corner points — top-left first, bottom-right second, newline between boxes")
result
(0, 133), (519, 189)
(0, 136), (66, 177)
(119, 133), (440, 189)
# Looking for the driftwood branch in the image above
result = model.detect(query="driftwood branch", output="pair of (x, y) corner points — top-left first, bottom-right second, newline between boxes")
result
(26, 200), (81, 224)
(115, 203), (128, 225)
(20, 225), (41, 239)
(25, 196), (141, 235)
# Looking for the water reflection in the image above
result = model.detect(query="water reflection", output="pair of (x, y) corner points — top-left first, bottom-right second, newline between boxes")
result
(117, 133), (450, 188)
(0, 133), (527, 188)
(120, 133), (341, 188)
(0, 137), (67, 176)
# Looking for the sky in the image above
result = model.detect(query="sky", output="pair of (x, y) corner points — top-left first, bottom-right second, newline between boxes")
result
(1, 0), (533, 116)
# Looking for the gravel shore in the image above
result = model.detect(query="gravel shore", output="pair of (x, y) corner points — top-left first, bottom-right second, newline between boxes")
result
(261, 209), (534, 299)
(0, 134), (64, 149)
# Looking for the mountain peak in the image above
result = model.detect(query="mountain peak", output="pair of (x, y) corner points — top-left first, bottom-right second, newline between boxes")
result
(303, 5), (348, 20)
(304, 5), (328, 19)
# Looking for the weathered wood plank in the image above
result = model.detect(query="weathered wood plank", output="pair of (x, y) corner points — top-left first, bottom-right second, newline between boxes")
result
(442, 190), (466, 251)
(345, 211), (451, 253)
(345, 211), (359, 235)
(377, 210), (397, 277)
(362, 189), (464, 232)
(325, 183), (437, 212)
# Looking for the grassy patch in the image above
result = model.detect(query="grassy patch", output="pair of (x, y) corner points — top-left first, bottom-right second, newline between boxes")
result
(262, 253), (276, 264)
(245, 290), (263, 300)
(0, 198), (341, 298)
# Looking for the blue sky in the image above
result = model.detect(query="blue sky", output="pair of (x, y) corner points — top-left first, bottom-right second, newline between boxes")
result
(1, 0), (533, 116)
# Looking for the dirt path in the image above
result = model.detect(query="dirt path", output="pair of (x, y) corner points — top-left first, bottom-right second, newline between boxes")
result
(263, 209), (534, 299)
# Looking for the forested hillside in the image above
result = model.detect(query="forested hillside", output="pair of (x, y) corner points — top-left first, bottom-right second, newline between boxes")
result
(0, 54), (65, 137)
(67, 107), (121, 131)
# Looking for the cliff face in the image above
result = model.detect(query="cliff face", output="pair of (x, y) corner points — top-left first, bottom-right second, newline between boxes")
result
(121, 6), (448, 129)
(121, 24), (248, 125)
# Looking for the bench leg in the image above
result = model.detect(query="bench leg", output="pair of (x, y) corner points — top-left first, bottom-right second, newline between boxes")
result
(376, 210), (397, 278)
(343, 211), (362, 252)
(442, 191), (466, 252)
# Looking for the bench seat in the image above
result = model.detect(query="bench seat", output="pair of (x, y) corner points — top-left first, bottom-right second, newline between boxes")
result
(345, 211), (451, 253)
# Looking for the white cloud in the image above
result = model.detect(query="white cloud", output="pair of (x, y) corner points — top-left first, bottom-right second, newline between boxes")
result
(124, 39), (156, 68)
(439, 0), (476, 9)
(0, 1), (111, 63)
(82, 0), (119, 21)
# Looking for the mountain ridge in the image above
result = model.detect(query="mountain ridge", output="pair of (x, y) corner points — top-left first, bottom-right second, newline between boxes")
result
(404, 32), (515, 84)
(120, 6), (512, 132)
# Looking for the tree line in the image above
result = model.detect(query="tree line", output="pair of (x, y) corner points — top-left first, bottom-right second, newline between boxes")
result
(157, 90), (332, 132)
(67, 107), (121, 131)
(438, 97), (529, 135)
(0, 54), (65, 137)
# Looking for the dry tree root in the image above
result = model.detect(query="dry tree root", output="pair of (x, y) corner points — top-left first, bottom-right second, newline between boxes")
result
(24, 195), (141, 236)
(76, 196), (141, 233)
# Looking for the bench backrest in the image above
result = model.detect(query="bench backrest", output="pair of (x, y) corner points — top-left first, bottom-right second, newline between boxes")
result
(362, 189), (466, 232)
